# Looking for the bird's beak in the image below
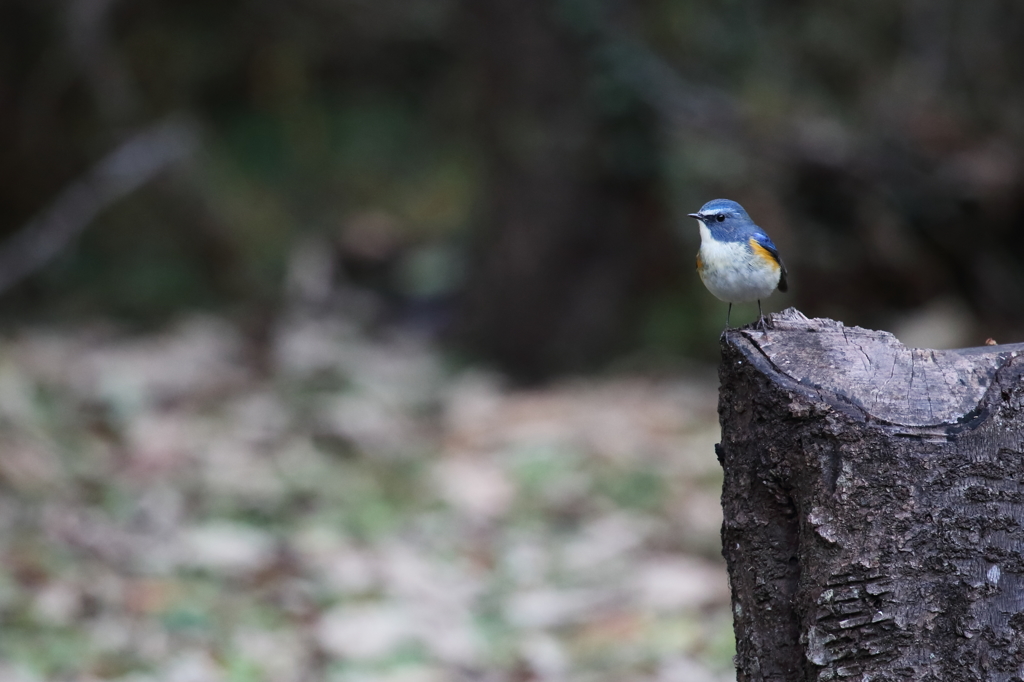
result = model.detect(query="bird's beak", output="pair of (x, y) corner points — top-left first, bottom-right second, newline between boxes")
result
(687, 213), (702, 220)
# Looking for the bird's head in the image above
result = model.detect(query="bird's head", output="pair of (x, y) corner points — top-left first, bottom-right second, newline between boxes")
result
(688, 199), (753, 239)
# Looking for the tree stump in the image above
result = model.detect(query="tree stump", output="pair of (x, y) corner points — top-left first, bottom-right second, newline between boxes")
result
(718, 308), (1024, 682)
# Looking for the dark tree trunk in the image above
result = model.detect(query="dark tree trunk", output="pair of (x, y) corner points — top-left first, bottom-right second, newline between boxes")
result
(454, 0), (676, 381)
(718, 308), (1024, 682)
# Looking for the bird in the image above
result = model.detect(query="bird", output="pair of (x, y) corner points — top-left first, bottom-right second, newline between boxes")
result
(688, 199), (788, 328)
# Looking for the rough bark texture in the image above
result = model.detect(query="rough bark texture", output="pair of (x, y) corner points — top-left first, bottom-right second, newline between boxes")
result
(719, 308), (1024, 682)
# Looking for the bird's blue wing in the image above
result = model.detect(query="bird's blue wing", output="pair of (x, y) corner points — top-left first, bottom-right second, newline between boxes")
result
(750, 230), (781, 264)
(750, 229), (788, 292)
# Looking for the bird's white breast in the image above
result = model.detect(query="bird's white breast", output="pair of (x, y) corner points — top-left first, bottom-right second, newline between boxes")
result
(697, 222), (781, 303)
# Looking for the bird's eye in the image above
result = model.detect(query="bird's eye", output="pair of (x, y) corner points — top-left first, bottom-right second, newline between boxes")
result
(716, 214), (725, 222)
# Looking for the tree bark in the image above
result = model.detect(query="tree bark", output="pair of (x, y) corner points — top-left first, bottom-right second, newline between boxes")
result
(718, 308), (1024, 682)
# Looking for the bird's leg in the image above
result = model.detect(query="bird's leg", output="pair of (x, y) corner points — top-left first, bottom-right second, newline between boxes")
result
(726, 303), (732, 328)
(757, 299), (764, 330)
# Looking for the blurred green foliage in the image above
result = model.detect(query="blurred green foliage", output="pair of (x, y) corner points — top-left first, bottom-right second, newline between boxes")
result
(3, 0), (1024, 360)
(1, 0), (474, 321)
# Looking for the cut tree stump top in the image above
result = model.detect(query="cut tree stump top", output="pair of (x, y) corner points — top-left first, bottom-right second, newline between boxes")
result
(735, 308), (1024, 427)
(719, 309), (1024, 681)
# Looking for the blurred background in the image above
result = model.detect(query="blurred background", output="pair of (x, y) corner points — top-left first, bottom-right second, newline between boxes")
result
(6, 0), (1024, 370)
(0, 0), (1023, 680)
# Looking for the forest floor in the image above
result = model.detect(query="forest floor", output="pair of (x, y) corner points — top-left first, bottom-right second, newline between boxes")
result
(0, 310), (734, 682)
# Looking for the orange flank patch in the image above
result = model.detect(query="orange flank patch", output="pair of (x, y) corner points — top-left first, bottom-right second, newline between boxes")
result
(749, 238), (780, 270)
(695, 253), (704, 271)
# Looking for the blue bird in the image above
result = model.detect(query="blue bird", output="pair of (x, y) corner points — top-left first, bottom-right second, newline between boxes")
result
(688, 199), (788, 328)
